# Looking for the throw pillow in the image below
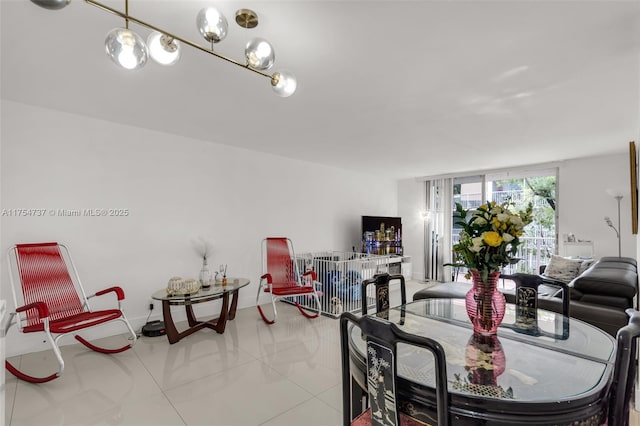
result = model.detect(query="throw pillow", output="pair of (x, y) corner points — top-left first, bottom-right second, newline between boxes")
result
(542, 255), (582, 283)
(577, 258), (595, 275)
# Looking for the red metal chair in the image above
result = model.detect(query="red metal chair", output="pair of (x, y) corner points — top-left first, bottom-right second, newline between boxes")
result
(5, 242), (137, 383)
(256, 237), (321, 324)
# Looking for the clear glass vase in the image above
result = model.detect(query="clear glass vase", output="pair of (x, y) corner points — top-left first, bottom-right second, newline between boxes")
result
(465, 269), (505, 335)
(199, 257), (212, 288)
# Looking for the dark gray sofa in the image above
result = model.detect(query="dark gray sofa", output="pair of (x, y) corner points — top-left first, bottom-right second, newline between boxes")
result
(413, 256), (638, 336)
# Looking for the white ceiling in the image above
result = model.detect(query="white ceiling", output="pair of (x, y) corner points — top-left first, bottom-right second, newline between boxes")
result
(2, 0), (640, 180)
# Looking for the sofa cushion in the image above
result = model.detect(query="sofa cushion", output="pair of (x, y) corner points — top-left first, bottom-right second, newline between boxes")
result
(592, 261), (636, 272)
(413, 282), (470, 300)
(542, 255), (583, 283)
(578, 294), (632, 309)
(599, 256), (637, 267)
(567, 301), (631, 337)
(571, 267), (637, 299)
(569, 287), (584, 300)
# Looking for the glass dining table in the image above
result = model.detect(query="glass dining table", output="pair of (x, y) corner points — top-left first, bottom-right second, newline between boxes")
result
(347, 298), (616, 425)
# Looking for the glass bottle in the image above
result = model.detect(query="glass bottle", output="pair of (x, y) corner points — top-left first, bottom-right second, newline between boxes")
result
(199, 256), (212, 288)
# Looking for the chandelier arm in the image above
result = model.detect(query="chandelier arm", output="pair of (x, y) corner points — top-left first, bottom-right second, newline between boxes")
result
(84, 0), (272, 79)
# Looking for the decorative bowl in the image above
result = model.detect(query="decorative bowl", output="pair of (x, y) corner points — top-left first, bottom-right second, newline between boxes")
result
(166, 277), (201, 295)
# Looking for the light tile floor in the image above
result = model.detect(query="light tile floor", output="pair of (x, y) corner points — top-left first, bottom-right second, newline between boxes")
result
(4, 300), (348, 426)
(3, 280), (639, 425)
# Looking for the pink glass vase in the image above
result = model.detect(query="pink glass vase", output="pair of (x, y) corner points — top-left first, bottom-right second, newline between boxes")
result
(465, 269), (505, 335)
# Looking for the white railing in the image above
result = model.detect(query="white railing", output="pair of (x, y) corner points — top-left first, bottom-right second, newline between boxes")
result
(456, 190), (549, 210)
(453, 188), (555, 275)
(450, 236), (555, 275)
(507, 236), (555, 274)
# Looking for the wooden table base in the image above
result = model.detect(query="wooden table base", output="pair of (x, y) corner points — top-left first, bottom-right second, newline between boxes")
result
(162, 289), (240, 344)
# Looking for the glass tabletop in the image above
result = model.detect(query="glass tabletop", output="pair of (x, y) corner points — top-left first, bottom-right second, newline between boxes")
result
(151, 277), (250, 302)
(350, 298), (615, 403)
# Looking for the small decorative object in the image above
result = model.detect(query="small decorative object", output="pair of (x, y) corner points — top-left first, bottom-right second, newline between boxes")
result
(221, 264), (228, 287)
(167, 276), (183, 294)
(199, 257), (212, 289)
(194, 237), (214, 288)
(214, 264), (227, 286)
(453, 200), (533, 335)
(183, 279), (200, 294)
(166, 277), (201, 295)
(330, 296), (343, 315)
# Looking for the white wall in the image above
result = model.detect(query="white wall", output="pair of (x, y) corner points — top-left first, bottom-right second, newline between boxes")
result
(397, 179), (426, 280)
(0, 100), (398, 357)
(398, 153), (637, 282)
(559, 153), (635, 258)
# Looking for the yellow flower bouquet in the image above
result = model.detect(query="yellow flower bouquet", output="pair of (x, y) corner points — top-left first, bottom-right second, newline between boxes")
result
(453, 201), (533, 283)
(454, 200), (533, 334)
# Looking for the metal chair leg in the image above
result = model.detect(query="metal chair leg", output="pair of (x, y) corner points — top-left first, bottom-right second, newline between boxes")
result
(5, 329), (63, 383)
(256, 281), (277, 324)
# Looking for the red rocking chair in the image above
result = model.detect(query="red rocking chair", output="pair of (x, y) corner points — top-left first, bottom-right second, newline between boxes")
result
(256, 237), (321, 324)
(5, 242), (137, 383)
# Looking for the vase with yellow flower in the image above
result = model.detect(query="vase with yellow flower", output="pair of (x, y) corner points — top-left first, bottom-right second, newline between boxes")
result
(453, 200), (533, 335)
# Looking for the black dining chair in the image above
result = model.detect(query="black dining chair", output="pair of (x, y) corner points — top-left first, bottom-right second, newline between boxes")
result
(340, 311), (449, 426)
(510, 272), (570, 317)
(505, 273), (571, 339)
(361, 273), (406, 317)
(607, 308), (640, 426)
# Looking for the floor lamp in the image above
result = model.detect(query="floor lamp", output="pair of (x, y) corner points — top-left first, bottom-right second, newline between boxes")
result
(605, 191), (623, 257)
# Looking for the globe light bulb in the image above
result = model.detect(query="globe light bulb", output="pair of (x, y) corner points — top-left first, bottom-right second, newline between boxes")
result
(196, 7), (228, 43)
(105, 28), (148, 70)
(271, 70), (297, 97)
(147, 31), (181, 66)
(245, 38), (275, 70)
(30, 0), (70, 10)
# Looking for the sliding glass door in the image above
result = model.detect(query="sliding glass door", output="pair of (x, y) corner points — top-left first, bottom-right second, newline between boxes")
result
(450, 169), (557, 276)
(424, 168), (557, 282)
(452, 174), (485, 248)
(485, 171), (557, 274)
(425, 167), (557, 281)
